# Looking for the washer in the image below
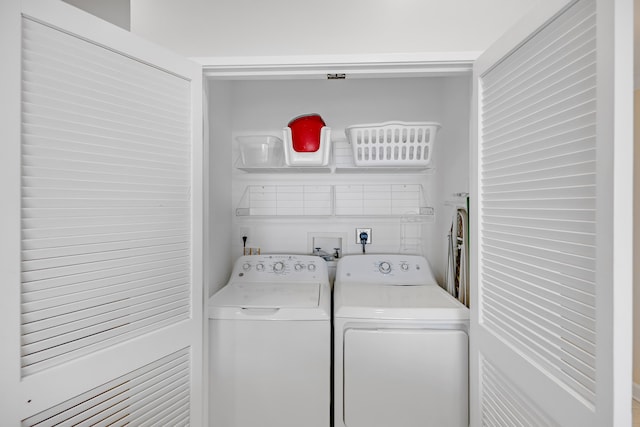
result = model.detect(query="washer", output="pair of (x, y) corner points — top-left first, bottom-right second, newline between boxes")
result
(333, 254), (470, 427)
(209, 254), (331, 427)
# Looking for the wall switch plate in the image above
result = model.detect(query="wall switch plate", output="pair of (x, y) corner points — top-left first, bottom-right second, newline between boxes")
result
(356, 228), (372, 244)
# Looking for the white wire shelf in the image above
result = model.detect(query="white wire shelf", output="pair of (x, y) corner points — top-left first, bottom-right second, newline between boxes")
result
(235, 183), (435, 219)
(234, 140), (434, 174)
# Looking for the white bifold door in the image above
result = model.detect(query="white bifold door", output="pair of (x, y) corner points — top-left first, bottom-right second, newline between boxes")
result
(0, 0), (204, 425)
(471, 0), (633, 426)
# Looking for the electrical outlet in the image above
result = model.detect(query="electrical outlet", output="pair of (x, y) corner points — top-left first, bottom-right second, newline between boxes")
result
(356, 228), (372, 244)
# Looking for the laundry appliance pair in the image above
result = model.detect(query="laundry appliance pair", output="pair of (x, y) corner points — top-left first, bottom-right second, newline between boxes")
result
(208, 254), (469, 427)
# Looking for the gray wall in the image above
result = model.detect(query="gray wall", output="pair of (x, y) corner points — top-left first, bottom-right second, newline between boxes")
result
(63, 0), (130, 30)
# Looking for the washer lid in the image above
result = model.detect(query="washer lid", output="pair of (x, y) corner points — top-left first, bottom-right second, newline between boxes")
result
(334, 284), (469, 321)
(208, 282), (330, 320)
(212, 282), (320, 308)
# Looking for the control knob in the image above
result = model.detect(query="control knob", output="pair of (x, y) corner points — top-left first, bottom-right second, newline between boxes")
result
(294, 263), (304, 271)
(379, 261), (392, 274)
(242, 263), (251, 271)
(256, 263), (264, 271)
(308, 264), (316, 271)
(273, 261), (285, 273)
(400, 263), (409, 271)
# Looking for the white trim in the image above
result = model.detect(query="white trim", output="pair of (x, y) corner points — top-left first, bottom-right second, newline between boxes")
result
(196, 52), (480, 79)
(188, 59), (205, 427)
(468, 48), (481, 427)
(194, 51), (482, 66)
(201, 68), (211, 427)
(608, 0), (634, 423)
(0, 0), (24, 418)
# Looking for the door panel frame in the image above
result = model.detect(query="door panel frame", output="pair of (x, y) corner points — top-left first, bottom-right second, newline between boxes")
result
(470, 0), (633, 425)
(0, 0), (204, 424)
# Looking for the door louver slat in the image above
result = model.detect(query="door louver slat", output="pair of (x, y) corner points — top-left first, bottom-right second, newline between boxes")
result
(481, 358), (558, 426)
(21, 349), (191, 427)
(20, 17), (193, 376)
(479, 0), (597, 408)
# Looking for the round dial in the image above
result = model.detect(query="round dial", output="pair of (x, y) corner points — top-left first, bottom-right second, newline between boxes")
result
(308, 264), (316, 271)
(379, 261), (392, 274)
(400, 263), (409, 271)
(256, 263), (264, 271)
(294, 263), (303, 271)
(273, 261), (285, 273)
(242, 262), (251, 271)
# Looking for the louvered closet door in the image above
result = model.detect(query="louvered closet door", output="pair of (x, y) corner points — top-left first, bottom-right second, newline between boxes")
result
(0, 1), (204, 425)
(470, 0), (632, 426)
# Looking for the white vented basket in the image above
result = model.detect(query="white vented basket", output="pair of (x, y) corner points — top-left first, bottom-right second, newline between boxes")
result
(346, 121), (440, 167)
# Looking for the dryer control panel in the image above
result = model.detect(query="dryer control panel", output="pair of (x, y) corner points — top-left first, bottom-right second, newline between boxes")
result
(233, 254), (328, 284)
(335, 254), (437, 286)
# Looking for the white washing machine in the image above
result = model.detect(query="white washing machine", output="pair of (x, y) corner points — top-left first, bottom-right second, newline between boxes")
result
(208, 254), (331, 427)
(333, 254), (470, 427)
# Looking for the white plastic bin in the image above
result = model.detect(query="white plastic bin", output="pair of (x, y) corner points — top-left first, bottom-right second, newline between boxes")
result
(283, 126), (332, 166)
(236, 135), (283, 167)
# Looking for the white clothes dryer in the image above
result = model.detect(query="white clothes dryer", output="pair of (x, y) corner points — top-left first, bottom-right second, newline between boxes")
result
(333, 254), (470, 427)
(209, 255), (331, 427)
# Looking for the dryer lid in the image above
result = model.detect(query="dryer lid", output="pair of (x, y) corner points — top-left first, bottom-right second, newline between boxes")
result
(334, 284), (469, 321)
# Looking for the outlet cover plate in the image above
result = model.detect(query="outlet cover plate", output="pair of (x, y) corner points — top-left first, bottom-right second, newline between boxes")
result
(356, 228), (372, 244)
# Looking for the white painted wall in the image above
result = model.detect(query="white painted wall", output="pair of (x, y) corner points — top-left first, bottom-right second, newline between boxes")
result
(432, 76), (471, 286)
(130, 0), (537, 58)
(207, 81), (234, 295)
(204, 75), (470, 286)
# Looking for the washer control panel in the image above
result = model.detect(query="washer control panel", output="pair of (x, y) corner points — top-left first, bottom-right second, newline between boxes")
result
(377, 260), (414, 274)
(234, 254), (327, 283)
(336, 254), (437, 285)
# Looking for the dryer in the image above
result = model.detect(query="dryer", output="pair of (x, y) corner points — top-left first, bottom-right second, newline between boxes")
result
(333, 254), (469, 427)
(209, 254), (331, 427)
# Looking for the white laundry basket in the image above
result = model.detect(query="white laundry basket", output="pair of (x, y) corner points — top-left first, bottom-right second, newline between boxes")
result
(346, 121), (440, 167)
